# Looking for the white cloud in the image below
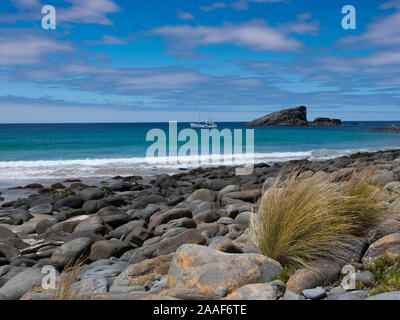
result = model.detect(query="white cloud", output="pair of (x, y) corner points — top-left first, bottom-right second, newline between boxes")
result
(176, 8), (194, 20)
(0, 33), (72, 65)
(150, 20), (306, 52)
(58, 0), (120, 25)
(200, 0), (286, 12)
(85, 35), (127, 45)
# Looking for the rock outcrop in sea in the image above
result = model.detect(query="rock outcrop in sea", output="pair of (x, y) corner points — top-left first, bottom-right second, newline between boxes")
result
(244, 106), (342, 126)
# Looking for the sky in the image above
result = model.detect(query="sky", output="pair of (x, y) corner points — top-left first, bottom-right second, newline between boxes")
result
(0, 0), (399, 123)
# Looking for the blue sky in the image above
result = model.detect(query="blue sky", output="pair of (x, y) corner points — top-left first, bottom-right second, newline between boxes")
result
(0, 0), (399, 122)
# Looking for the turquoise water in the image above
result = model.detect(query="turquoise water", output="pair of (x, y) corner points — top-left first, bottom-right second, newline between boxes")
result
(0, 121), (399, 186)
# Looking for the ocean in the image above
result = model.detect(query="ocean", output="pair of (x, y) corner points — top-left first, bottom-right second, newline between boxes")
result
(0, 121), (399, 192)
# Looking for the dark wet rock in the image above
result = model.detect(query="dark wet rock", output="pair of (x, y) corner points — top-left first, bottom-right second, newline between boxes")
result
(79, 188), (105, 202)
(51, 183), (66, 189)
(168, 244), (282, 294)
(82, 200), (108, 214)
(89, 239), (130, 261)
(54, 196), (84, 210)
(10, 209), (33, 222)
(24, 184), (44, 189)
(29, 203), (53, 215)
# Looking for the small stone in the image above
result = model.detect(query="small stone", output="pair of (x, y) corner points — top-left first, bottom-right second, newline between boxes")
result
(302, 287), (326, 300)
(215, 286), (227, 298)
(355, 271), (375, 287)
(283, 291), (303, 300)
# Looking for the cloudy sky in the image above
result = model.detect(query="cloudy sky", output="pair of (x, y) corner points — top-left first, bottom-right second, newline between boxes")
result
(0, 0), (399, 122)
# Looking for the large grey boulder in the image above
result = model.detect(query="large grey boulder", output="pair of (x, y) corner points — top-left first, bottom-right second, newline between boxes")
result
(366, 291), (400, 300)
(79, 188), (105, 202)
(29, 203), (53, 215)
(0, 268), (43, 300)
(50, 237), (93, 268)
(225, 280), (285, 300)
(167, 244), (282, 294)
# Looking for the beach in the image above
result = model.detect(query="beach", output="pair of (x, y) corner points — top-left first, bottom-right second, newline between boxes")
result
(0, 148), (399, 300)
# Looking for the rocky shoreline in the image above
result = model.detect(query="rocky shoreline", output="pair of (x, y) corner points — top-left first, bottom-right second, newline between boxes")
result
(0, 149), (400, 300)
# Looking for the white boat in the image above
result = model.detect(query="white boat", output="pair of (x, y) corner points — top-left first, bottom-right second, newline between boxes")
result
(190, 121), (218, 128)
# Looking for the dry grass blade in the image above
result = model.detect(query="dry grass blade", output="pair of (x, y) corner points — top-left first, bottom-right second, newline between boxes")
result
(51, 257), (88, 300)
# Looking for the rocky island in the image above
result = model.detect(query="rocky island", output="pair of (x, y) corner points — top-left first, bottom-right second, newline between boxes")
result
(244, 106), (342, 127)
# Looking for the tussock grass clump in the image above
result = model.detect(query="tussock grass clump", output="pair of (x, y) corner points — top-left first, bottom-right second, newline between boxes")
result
(250, 170), (389, 269)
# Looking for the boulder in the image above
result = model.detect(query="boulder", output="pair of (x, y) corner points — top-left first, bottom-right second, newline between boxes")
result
(108, 220), (146, 239)
(159, 288), (219, 300)
(49, 237), (93, 268)
(364, 232), (400, 261)
(187, 189), (216, 202)
(389, 198), (400, 215)
(70, 276), (109, 297)
(0, 268), (43, 300)
(370, 170), (396, 186)
(89, 239), (130, 261)
(79, 188), (104, 202)
(328, 290), (368, 300)
(302, 287), (326, 300)
(366, 291), (400, 300)
(54, 196), (84, 210)
(74, 216), (106, 235)
(167, 244), (282, 294)
(28, 203), (53, 215)
(225, 280), (285, 300)
(148, 208), (192, 231)
(113, 253), (174, 287)
(223, 190), (261, 203)
(286, 260), (341, 294)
